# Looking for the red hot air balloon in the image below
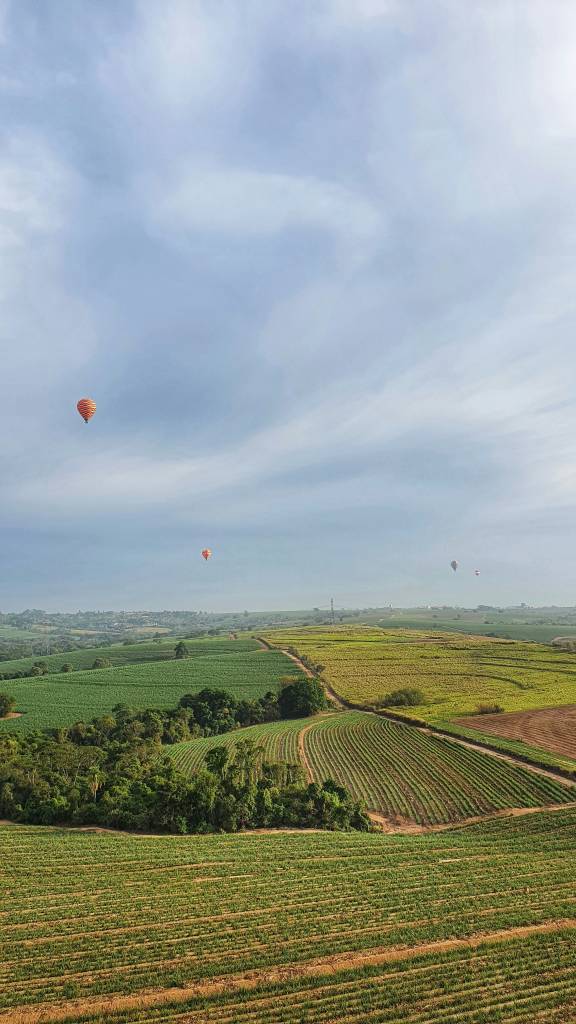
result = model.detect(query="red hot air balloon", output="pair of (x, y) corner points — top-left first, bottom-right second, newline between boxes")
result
(77, 398), (96, 423)
(201, 549), (212, 561)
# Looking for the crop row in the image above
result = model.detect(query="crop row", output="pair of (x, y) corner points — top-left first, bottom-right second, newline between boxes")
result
(168, 717), (304, 775)
(168, 709), (574, 824)
(1, 811), (576, 1016)
(0, 636), (259, 676)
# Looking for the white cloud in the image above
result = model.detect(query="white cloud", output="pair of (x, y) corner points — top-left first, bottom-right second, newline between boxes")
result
(143, 164), (384, 266)
(99, 0), (261, 118)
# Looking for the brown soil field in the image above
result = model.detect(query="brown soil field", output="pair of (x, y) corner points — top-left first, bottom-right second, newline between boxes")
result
(458, 704), (576, 760)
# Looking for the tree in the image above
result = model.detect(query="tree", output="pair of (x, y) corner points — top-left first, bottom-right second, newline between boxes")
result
(60, 663), (74, 673)
(0, 694), (16, 718)
(278, 678), (326, 718)
(174, 641), (187, 660)
(92, 658), (111, 669)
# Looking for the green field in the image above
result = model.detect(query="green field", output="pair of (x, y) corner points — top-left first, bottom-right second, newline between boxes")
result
(169, 710), (574, 824)
(263, 627), (576, 716)
(168, 715), (306, 775)
(1, 810), (576, 1022)
(375, 613), (576, 644)
(0, 649), (302, 732)
(0, 636), (258, 675)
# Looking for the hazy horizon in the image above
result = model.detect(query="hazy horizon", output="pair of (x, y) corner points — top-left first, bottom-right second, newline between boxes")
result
(2, 2), (576, 611)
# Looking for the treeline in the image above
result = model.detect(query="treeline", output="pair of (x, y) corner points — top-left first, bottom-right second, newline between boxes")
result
(0, 698), (370, 834)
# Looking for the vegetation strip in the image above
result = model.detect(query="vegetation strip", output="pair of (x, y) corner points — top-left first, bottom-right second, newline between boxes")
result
(2, 920), (575, 1024)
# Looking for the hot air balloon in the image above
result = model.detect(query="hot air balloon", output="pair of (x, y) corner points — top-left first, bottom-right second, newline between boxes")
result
(201, 549), (212, 561)
(450, 560), (458, 572)
(77, 398), (96, 424)
(474, 569), (481, 576)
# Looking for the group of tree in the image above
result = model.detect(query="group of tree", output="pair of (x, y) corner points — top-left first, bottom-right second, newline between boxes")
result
(0, 700), (370, 834)
(0, 657), (115, 681)
(378, 687), (425, 707)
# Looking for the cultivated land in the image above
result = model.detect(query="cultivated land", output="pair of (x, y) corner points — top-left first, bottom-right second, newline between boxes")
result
(170, 710), (575, 825)
(262, 627), (576, 769)
(1, 811), (576, 1023)
(0, 636), (257, 675)
(0, 648), (302, 733)
(459, 705), (576, 762)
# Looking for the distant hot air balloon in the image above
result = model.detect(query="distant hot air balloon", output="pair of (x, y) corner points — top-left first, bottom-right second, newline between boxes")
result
(77, 398), (96, 424)
(450, 560), (458, 572)
(201, 549), (212, 561)
(474, 569), (481, 576)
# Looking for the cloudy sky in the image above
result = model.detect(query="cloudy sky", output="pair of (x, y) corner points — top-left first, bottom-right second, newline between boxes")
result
(1, 0), (576, 611)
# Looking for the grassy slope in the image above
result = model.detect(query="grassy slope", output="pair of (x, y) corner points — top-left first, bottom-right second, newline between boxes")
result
(0, 636), (258, 675)
(169, 710), (573, 824)
(262, 627), (576, 772)
(1, 811), (576, 1021)
(0, 649), (303, 732)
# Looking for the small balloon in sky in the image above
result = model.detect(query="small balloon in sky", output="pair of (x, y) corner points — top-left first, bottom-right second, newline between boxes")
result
(201, 548), (212, 561)
(450, 560), (458, 572)
(474, 569), (481, 576)
(77, 398), (96, 423)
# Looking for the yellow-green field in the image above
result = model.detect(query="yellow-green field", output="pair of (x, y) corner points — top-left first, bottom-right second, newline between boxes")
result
(262, 627), (576, 715)
(1, 812), (576, 1023)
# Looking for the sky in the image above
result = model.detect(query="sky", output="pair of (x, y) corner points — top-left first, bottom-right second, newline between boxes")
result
(2, 0), (576, 612)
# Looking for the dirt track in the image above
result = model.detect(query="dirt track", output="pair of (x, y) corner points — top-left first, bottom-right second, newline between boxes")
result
(457, 705), (576, 762)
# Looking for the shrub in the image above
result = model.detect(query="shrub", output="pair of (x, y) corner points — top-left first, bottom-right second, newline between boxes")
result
(379, 688), (425, 707)
(0, 693), (16, 717)
(60, 663), (74, 673)
(92, 658), (112, 669)
(475, 703), (504, 715)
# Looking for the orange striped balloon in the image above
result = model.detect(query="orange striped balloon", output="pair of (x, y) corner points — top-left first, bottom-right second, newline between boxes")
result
(77, 398), (96, 423)
(201, 549), (212, 561)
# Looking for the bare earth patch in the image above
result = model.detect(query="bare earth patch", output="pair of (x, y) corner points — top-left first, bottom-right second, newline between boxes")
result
(458, 705), (576, 761)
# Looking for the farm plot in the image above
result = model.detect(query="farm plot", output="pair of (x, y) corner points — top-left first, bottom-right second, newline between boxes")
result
(0, 636), (259, 676)
(302, 712), (574, 824)
(1, 810), (576, 1022)
(459, 705), (576, 762)
(168, 716), (307, 776)
(262, 627), (576, 769)
(169, 710), (574, 824)
(0, 650), (302, 733)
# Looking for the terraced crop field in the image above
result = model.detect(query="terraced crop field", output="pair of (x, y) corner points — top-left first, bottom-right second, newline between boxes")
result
(1, 811), (576, 1023)
(169, 710), (574, 825)
(168, 716), (306, 775)
(0, 636), (258, 676)
(0, 649), (302, 733)
(262, 627), (576, 769)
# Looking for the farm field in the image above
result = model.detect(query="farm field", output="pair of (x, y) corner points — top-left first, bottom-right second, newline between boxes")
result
(460, 705), (576, 762)
(0, 636), (258, 676)
(0, 649), (302, 733)
(376, 613), (576, 644)
(168, 716), (305, 776)
(262, 627), (576, 768)
(169, 710), (574, 824)
(1, 810), (576, 1022)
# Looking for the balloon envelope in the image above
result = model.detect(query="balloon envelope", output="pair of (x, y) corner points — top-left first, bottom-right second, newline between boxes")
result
(450, 560), (458, 572)
(201, 549), (212, 561)
(474, 569), (481, 576)
(77, 398), (96, 423)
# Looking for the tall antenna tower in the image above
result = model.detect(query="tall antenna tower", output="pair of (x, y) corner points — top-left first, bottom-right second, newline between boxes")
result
(330, 598), (335, 625)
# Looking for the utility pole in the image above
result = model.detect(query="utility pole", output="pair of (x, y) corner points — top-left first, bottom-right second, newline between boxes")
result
(331, 598), (335, 625)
